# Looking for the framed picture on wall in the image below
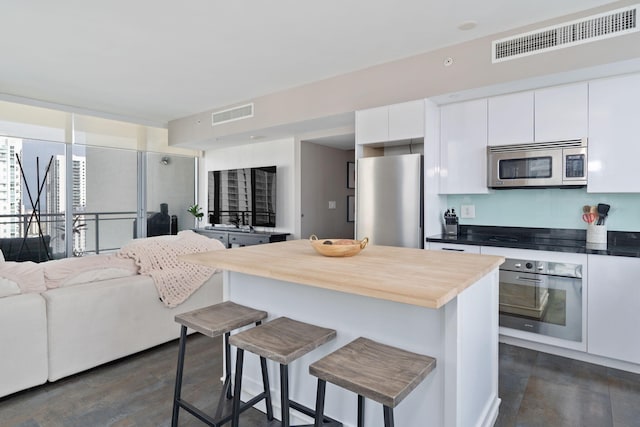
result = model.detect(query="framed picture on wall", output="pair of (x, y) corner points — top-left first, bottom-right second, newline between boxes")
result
(347, 195), (355, 222)
(347, 162), (355, 189)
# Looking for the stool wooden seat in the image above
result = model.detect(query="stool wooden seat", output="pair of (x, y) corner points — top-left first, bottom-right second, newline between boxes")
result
(171, 301), (273, 427)
(229, 316), (337, 427)
(309, 337), (436, 427)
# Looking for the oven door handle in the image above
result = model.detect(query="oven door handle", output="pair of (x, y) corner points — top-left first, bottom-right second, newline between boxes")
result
(515, 276), (544, 284)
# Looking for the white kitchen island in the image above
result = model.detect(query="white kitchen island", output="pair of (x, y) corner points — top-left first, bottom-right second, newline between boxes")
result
(181, 240), (504, 427)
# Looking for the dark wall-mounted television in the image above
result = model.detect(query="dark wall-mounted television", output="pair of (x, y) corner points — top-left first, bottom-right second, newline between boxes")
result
(208, 166), (277, 227)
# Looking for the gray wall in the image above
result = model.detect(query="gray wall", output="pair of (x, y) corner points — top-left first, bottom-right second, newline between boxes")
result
(300, 142), (355, 239)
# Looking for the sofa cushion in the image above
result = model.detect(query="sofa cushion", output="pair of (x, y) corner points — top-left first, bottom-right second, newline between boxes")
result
(43, 254), (138, 289)
(0, 277), (20, 298)
(0, 261), (46, 293)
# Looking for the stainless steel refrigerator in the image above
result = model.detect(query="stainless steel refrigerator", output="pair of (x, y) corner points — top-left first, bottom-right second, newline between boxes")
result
(355, 153), (423, 248)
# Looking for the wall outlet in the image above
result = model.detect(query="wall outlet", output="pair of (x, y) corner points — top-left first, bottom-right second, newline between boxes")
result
(328, 200), (336, 209)
(461, 204), (475, 219)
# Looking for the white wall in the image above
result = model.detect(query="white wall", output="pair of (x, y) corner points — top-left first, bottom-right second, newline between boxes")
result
(202, 138), (297, 237)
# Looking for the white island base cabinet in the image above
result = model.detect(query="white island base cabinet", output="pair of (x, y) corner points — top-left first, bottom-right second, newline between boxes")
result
(224, 270), (500, 427)
(588, 255), (640, 365)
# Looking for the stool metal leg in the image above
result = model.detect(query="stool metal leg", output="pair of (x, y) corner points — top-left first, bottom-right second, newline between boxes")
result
(280, 364), (290, 427)
(231, 348), (245, 427)
(224, 331), (232, 399)
(171, 325), (188, 427)
(260, 356), (274, 420)
(357, 395), (365, 427)
(313, 379), (326, 427)
(383, 406), (394, 427)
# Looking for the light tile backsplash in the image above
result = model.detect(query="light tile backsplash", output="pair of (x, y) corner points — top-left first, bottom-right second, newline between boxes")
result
(447, 189), (640, 232)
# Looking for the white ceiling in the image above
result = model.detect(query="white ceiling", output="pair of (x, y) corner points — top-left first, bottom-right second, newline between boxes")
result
(0, 0), (619, 127)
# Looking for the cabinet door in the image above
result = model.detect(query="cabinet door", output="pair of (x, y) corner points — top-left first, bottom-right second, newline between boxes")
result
(355, 106), (388, 144)
(535, 83), (588, 142)
(196, 230), (228, 247)
(488, 91), (534, 146)
(440, 99), (488, 194)
(427, 242), (481, 254)
(588, 255), (640, 364)
(388, 100), (424, 141)
(588, 73), (640, 193)
(229, 233), (269, 246)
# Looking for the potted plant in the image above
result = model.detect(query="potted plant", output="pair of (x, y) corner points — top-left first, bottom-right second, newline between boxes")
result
(187, 204), (204, 222)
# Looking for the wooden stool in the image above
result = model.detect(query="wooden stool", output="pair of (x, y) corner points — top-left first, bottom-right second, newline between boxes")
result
(171, 301), (273, 427)
(229, 316), (337, 427)
(309, 337), (436, 427)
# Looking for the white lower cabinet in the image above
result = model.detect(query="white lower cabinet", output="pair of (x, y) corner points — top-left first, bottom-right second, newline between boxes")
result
(587, 254), (640, 364)
(427, 242), (480, 254)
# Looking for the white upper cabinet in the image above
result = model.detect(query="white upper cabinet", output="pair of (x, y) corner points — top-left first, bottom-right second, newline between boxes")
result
(356, 100), (424, 145)
(488, 91), (534, 146)
(440, 99), (489, 194)
(588, 254), (640, 365)
(488, 84), (588, 146)
(388, 100), (425, 141)
(355, 106), (389, 145)
(535, 83), (588, 142)
(588, 73), (640, 193)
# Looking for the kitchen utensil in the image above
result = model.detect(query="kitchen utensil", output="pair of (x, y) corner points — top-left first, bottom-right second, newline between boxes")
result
(309, 235), (369, 257)
(582, 213), (597, 224)
(596, 203), (610, 225)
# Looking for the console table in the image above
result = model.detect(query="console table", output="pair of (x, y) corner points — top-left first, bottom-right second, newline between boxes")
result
(193, 228), (289, 248)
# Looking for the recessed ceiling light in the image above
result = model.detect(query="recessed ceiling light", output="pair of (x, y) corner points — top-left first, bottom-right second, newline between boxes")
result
(458, 20), (477, 31)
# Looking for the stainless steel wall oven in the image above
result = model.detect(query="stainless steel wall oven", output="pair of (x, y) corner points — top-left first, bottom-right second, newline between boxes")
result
(499, 257), (583, 342)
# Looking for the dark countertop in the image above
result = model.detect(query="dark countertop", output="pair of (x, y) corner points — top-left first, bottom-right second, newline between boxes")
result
(426, 225), (640, 258)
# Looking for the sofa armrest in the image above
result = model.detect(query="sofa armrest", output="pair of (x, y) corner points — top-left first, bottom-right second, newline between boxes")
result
(0, 294), (48, 398)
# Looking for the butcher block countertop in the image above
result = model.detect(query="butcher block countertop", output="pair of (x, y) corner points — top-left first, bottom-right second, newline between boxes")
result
(180, 240), (504, 309)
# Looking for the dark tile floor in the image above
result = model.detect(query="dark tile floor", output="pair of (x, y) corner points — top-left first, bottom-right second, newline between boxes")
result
(496, 344), (640, 427)
(0, 335), (638, 426)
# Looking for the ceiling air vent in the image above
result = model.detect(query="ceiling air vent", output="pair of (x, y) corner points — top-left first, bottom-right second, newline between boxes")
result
(211, 103), (254, 126)
(493, 4), (638, 63)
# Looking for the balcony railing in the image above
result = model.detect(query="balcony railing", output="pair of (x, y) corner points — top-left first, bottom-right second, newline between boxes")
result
(0, 211), (140, 260)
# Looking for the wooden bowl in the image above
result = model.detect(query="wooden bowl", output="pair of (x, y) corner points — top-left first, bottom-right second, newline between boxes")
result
(309, 235), (369, 257)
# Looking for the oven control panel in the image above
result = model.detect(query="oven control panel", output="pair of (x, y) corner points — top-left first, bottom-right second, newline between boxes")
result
(501, 258), (582, 278)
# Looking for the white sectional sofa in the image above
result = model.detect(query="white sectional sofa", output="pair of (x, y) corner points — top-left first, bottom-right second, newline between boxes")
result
(0, 231), (224, 399)
(0, 293), (48, 398)
(43, 273), (221, 382)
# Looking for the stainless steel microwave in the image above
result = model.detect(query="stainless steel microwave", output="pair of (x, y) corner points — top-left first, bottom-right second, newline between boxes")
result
(487, 138), (587, 188)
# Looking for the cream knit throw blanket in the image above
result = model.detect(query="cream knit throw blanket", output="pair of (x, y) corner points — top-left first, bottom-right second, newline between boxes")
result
(118, 230), (224, 307)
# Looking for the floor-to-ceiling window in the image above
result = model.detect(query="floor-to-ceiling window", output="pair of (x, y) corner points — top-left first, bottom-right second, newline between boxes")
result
(0, 100), (199, 260)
